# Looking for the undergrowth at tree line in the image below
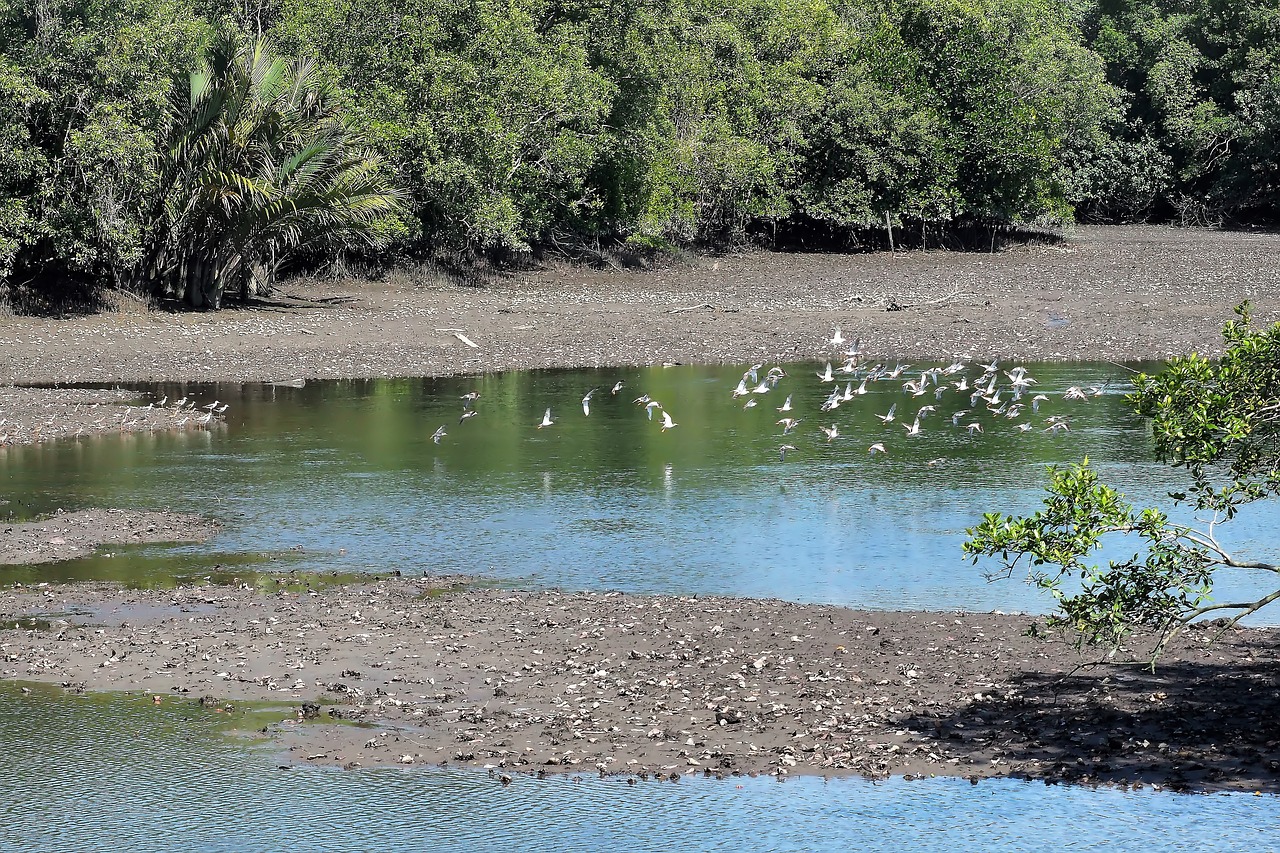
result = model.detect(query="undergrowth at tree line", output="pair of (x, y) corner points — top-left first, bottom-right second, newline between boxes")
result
(2, 0), (1277, 306)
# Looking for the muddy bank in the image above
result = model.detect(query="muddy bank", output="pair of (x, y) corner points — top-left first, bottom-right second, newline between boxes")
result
(1, 225), (1277, 446)
(0, 509), (219, 564)
(2, 578), (1276, 792)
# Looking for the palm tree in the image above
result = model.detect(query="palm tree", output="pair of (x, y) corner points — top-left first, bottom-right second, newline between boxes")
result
(133, 33), (404, 308)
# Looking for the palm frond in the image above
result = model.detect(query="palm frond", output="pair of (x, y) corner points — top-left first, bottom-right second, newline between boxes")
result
(133, 34), (404, 308)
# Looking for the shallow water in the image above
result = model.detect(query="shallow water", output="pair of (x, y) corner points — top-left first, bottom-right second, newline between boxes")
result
(3, 361), (1277, 617)
(6, 363), (1280, 845)
(1, 682), (1276, 852)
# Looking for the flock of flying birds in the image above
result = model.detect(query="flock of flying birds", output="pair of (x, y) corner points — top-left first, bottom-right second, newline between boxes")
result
(429, 327), (1108, 462)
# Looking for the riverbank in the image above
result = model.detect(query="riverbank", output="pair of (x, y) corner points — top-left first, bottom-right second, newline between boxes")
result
(2, 578), (1277, 792)
(1, 225), (1278, 447)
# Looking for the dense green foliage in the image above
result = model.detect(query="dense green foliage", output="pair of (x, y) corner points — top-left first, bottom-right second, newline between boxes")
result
(136, 33), (404, 308)
(1076, 0), (1280, 223)
(1, 0), (1276, 307)
(965, 305), (1280, 663)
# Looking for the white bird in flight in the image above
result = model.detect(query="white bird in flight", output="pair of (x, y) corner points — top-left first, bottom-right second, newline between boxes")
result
(432, 425), (447, 444)
(537, 408), (555, 429)
(868, 442), (886, 456)
(660, 410), (678, 432)
(776, 394), (793, 413)
(582, 388), (596, 416)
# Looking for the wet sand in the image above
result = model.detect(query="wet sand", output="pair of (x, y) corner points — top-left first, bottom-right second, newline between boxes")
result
(1, 579), (1277, 792)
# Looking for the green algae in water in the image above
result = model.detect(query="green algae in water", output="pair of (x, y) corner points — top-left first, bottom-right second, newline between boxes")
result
(0, 543), (367, 590)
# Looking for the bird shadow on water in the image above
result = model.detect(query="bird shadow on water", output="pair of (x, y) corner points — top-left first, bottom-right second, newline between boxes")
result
(899, 634), (1280, 793)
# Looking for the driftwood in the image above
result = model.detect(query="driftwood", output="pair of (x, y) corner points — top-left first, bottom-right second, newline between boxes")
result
(434, 328), (480, 348)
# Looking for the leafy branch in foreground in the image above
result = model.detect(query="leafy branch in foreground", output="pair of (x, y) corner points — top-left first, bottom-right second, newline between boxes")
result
(965, 304), (1280, 664)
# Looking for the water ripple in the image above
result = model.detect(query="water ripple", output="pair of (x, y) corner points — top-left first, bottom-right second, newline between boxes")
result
(1, 684), (1277, 852)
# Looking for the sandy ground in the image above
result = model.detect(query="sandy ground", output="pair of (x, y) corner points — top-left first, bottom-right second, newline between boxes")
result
(2, 225), (1280, 791)
(2, 579), (1277, 792)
